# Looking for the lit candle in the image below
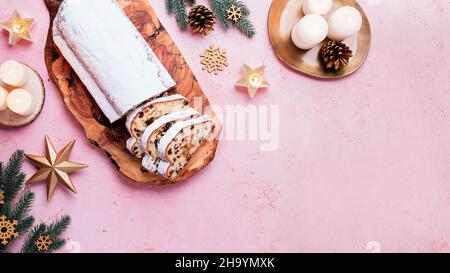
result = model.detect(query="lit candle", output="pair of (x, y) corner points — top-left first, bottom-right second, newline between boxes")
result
(303, 0), (333, 16)
(0, 60), (29, 87)
(327, 6), (362, 41)
(0, 86), (8, 111)
(6, 88), (33, 116)
(291, 14), (328, 50)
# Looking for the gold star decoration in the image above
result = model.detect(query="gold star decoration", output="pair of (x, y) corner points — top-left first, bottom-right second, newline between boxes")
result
(0, 10), (34, 46)
(25, 136), (88, 201)
(235, 64), (270, 98)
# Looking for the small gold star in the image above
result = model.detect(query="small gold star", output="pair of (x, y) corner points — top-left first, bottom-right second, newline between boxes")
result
(25, 136), (88, 201)
(0, 10), (34, 46)
(235, 64), (270, 98)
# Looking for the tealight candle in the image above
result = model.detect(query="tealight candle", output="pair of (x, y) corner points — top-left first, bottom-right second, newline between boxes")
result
(6, 88), (34, 116)
(0, 60), (29, 87)
(291, 14), (328, 50)
(0, 86), (8, 111)
(303, 0), (333, 16)
(327, 6), (362, 41)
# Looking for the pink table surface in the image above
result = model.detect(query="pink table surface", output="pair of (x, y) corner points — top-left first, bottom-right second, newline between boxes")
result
(1, 0), (450, 253)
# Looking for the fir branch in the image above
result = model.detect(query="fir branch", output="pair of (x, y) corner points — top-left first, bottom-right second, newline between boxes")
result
(209, 0), (231, 29)
(47, 215), (71, 236)
(166, 0), (196, 30)
(1, 150), (25, 203)
(15, 216), (35, 234)
(235, 17), (256, 38)
(208, 0), (256, 37)
(11, 191), (35, 221)
(21, 223), (46, 253)
(21, 215), (71, 253)
(165, 0), (175, 13)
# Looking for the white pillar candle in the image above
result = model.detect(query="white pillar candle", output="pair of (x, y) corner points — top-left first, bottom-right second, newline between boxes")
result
(327, 6), (362, 41)
(0, 86), (8, 111)
(303, 0), (333, 16)
(0, 60), (29, 87)
(291, 14), (328, 50)
(6, 88), (34, 116)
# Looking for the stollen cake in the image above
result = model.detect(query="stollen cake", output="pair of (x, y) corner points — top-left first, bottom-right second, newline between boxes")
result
(156, 116), (216, 178)
(125, 94), (188, 158)
(52, 0), (176, 123)
(50, 0), (219, 182)
(139, 107), (200, 168)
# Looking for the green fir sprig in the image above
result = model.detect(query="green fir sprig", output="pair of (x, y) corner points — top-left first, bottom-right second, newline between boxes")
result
(0, 150), (71, 253)
(166, 0), (197, 30)
(165, 0), (256, 38)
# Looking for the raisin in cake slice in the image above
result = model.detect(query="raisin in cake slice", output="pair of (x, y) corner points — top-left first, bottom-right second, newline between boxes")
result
(139, 108), (200, 172)
(126, 94), (188, 158)
(156, 115), (216, 179)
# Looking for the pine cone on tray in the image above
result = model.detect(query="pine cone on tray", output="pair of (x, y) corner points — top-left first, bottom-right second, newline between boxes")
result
(320, 40), (353, 71)
(188, 5), (215, 36)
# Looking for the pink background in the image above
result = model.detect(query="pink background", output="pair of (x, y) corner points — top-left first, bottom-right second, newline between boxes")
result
(1, 0), (450, 253)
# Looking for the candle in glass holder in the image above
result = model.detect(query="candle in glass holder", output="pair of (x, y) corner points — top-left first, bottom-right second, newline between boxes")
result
(327, 6), (362, 41)
(0, 60), (28, 87)
(303, 0), (333, 16)
(291, 14), (328, 50)
(0, 86), (8, 111)
(6, 88), (33, 116)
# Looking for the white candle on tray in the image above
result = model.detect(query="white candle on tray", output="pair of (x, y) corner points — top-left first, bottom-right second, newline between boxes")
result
(327, 6), (362, 41)
(303, 0), (333, 16)
(0, 60), (29, 87)
(291, 14), (328, 50)
(6, 88), (33, 116)
(0, 86), (8, 111)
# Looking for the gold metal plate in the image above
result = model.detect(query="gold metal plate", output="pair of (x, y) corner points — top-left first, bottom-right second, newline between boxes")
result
(268, 0), (371, 79)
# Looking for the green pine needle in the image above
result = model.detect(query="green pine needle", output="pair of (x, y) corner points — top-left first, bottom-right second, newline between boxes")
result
(47, 215), (71, 236)
(1, 150), (25, 202)
(210, 0), (231, 29)
(235, 17), (256, 38)
(165, 0), (175, 12)
(11, 191), (35, 221)
(0, 150), (71, 253)
(166, 0), (196, 30)
(21, 223), (46, 253)
(21, 215), (71, 253)
(209, 0), (256, 38)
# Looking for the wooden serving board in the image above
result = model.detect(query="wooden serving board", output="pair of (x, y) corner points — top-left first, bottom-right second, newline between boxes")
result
(43, 0), (221, 185)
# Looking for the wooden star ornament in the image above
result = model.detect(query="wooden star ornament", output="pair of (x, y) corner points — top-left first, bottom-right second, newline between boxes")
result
(236, 64), (270, 98)
(25, 136), (88, 201)
(0, 10), (34, 45)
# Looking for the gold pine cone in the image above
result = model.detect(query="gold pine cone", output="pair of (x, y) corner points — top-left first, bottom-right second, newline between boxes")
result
(188, 5), (215, 36)
(320, 40), (353, 71)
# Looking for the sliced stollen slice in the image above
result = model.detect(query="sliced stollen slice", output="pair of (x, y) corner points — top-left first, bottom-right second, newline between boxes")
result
(139, 107), (200, 172)
(125, 94), (188, 158)
(157, 115), (216, 179)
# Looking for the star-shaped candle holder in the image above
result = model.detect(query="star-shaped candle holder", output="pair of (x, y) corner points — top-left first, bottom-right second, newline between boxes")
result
(236, 64), (270, 98)
(0, 10), (34, 46)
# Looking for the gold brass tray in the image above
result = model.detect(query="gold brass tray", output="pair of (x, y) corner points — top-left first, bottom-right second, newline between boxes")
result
(268, 0), (371, 78)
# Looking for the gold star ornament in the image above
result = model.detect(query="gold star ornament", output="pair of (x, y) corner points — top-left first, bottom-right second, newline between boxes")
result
(236, 64), (270, 98)
(25, 136), (88, 201)
(0, 10), (34, 46)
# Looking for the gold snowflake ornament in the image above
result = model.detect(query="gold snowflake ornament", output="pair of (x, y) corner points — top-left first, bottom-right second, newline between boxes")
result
(0, 215), (19, 245)
(200, 45), (228, 75)
(35, 235), (53, 252)
(226, 5), (242, 23)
